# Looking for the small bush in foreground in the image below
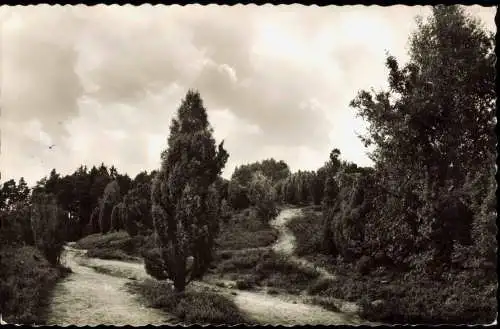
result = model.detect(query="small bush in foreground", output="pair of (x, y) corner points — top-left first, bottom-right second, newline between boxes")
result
(0, 246), (68, 325)
(127, 279), (248, 325)
(305, 263), (497, 324)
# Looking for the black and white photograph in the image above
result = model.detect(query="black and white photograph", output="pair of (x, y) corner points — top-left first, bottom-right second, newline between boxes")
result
(0, 4), (497, 326)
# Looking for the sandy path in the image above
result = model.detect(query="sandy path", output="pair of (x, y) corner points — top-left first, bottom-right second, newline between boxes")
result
(230, 289), (360, 325)
(46, 208), (366, 325)
(270, 208), (336, 280)
(46, 245), (174, 326)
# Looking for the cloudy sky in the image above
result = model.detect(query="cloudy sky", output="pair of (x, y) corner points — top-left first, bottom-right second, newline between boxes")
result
(0, 5), (496, 185)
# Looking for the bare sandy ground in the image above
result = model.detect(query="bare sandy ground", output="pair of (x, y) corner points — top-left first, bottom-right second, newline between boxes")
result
(46, 245), (174, 326)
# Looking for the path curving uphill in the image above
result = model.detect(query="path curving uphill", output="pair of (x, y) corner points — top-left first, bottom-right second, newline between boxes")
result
(46, 208), (365, 325)
(46, 245), (175, 326)
(270, 207), (336, 280)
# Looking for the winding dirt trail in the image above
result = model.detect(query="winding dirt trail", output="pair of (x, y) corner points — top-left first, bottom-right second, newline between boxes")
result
(46, 245), (175, 326)
(46, 208), (366, 325)
(270, 208), (336, 280)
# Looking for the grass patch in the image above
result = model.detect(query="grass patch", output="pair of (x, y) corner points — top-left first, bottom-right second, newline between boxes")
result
(74, 231), (153, 261)
(212, 248), (320, 293)
(213, 249), (266, 274)
(0, 246), (70, 325)
(306, 263), (497, 324)
(256, 254), (320, 292)
(85, 247), (138, 261)
(287, 208), (496, 323)
(286, 209), (325, 256)
(216, 209), (278, 250)
(74, 231), (131, 250)
(235, 276), (257, 290)
(309, 296), (341, 312)
(127, 279), (250, 325)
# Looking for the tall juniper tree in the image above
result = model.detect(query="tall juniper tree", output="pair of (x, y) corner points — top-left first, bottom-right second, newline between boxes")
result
(150, 90), (228, 292)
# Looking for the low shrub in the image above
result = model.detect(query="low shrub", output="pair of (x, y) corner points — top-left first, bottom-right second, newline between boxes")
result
(74, 231), (130, 250)
(359, 281), (497, 324)
(235, 276), (257, 290)
(0, 246), (68, 325)
(216, 210), (278, 250)
(214, 249), (267, 274)
(212, 249), (320, 293)
(304, 262), (497, 324)
(143, 248), (168, 280)
(307, 277), (337, 295)
(255, 254), (320, 291)
(127, 279), (249, 325)
(310, 296), (341, 312)
(356, 255), (375, 275)
(286, 211), (325, 256)
(86, 248), (137, 261)
(74, 231), (149, 261)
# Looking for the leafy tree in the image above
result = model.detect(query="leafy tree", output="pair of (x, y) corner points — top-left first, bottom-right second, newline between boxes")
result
(30, 192), (66, 266)
(349, 5), (495, 271)
(258, 159), (291, 183)
(111, 202), (125, 232)
(0, 202), (33, 247)
(150, 90), (228, 292)
(248, 172), (278, 222)
(229, 159), (290, 209)
(123, 182), (153, 237)
(220, 199), (232, 222)
(71, 166), (93, 239)
(89, 204), (101, 234)
(214, 177), (230, 203)
(1, 179), (18, 211)
(99, 181), (121, 234)
(16, 178), (30, 204)
(116, 173), (132, 197)
(227, 180), (250, 210)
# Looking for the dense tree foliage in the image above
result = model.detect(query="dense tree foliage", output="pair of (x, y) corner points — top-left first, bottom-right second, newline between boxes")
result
(30, 192), (66, 266)
(319, 6), (496, 278)
(99, 181), (121, 234)
(228, 159), (291, 210)
(123, 181), (154, 237)
(111, 202), (125, 232)
(248, 172), (278, 222)
(149, 90), (229, 292)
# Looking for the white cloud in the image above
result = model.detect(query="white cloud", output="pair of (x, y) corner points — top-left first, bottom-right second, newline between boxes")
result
(0, 5), (495, 185)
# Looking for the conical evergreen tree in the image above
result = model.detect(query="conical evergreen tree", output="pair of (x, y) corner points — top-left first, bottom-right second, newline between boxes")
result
(150, 90), (228, 292)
